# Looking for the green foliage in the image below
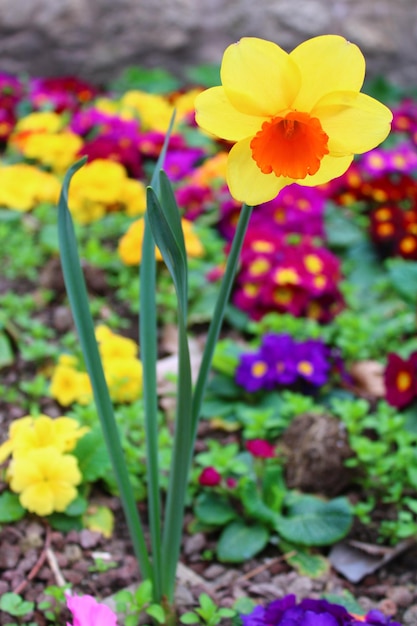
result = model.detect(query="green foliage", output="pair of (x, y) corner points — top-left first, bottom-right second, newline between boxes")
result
(0, 492), (26, 523)
(73, 426), (112, 482)
(332, 397), (417, 541)
(180, 593), (235, 626)
(109, 65), (180, 94)
(275, 494), (353, 546)
(114, 580), (166, 626)
(0, 592), (35, 620)
(217, 520), (270, 562)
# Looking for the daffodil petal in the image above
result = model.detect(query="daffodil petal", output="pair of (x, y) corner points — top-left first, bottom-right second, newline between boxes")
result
(221, 37), (301, 116)
(227, 138), (291, 205)
(313, 91), (393, 154)
(296, 153), (354, 187)
(290, 35), (365, 110)
(195, 86), (266, 142)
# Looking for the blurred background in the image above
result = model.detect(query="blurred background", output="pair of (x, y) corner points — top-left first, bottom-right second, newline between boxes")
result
(0, 0), (415, 87)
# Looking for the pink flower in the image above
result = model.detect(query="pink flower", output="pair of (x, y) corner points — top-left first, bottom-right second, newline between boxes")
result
(198, 466), (222, 486)
(246, 439), (276, 459)
(66, 593), (118, 626)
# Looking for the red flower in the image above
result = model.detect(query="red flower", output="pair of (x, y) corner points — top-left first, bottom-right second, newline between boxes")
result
(384, 352), (417, 408)
(246, 439), (276, 459)
(198, 467), (221, 487)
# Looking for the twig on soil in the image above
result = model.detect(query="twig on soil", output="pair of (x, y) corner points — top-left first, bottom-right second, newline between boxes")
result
(236, 552), (296, 583)
(13, 523), (52, 595)
(45, 546), (67, 587)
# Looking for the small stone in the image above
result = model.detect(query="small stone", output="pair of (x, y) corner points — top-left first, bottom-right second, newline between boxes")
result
(403, 604), (417, 625)
(64, 544), (83, 563)
(183, 532), (206, 556)
(0, 544), (20, 569)
(387, 585), (414, 608)
(377, 598), (397, 617)
(203, 564), (226, 580)
(79, 529), (101, 549)
(0, 580), (9, 595)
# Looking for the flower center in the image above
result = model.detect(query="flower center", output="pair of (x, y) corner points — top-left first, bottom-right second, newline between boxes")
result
(250, 111), (329, 179)
(397, 371), (412, 392)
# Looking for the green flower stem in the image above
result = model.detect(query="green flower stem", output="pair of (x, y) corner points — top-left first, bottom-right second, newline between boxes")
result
(140, 217), (162, 601)
(191, 202), (253, 432)
(57, 160), (151, 580)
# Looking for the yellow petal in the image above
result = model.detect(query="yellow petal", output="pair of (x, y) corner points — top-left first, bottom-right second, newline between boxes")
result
(221, 37), (301, 116)
(296, 153), (354, 187)
(227, 138), (291, 205)
(290, 35), (365, 110)
(9, 457), (43, 491)
(313, 91), (393, 155)
(195, 86), (264, 142)
(20, 483), (55, 516)
(50, 483), (79, 512)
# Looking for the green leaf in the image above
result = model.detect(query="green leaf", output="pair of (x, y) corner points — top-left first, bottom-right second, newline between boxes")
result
(65, 494), (88, 516)
(194, 492), (236, 526)
(0, 330), (15, 368)
(0, 492), (25, 523)
(0, 592), (34, 616)
(146, 185), (188, 316)
(180, 612), (200, 624)
(73, 426), (110, 482)
(48, 513), (83, 532)
(217, 521), (269, 562)
(276, 495), (352, 547)
(240, 479), (280, 527)
(321, 591), (365, 616)
(83, 505), (114, 538)
(280, 540), (329, 577)
(386, 259), (417, 304)
(146, 604), (166, 623)
(58, 158), (151, 578)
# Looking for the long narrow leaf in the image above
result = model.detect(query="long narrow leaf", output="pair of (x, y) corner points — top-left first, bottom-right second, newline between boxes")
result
(57, 158), (151, 580)
(146, 186), (188, 317)
(138, 110), (177, 602)
(145, 175), (193, 600)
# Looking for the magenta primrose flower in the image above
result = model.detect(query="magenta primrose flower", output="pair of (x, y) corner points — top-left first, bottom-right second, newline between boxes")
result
(66, 593), (118, 626)
(246, 439), (276, 459)
(241, 595), (402, 626)
(198, 466), (222, 486)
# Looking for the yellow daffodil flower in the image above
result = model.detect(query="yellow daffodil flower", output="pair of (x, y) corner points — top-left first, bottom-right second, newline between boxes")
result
(9, 447), (81, 516)
(195, 36), (393, 205)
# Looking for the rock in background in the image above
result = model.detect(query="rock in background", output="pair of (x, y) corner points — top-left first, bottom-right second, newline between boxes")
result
(0, 0), (415, 86)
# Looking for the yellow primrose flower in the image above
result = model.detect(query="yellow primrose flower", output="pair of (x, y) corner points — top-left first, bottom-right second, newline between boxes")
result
(118, 217), (204, 266)
(68, 159), (138, 224)
(98, 332), (138, 360)
(0, 164), (60, 211)
(8, 447), (81, 516)
(121, 90), (174, 132)
(50, 364), (84, 406)
(122, 178), (147, 217)
(18, 131), (83, 173)
(103, 357), (143, 403)
(195, 36), (392, 205)
(0, 414), (89, 462)
(13, 111), (64, 133)
(95, 324), (115, 343)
